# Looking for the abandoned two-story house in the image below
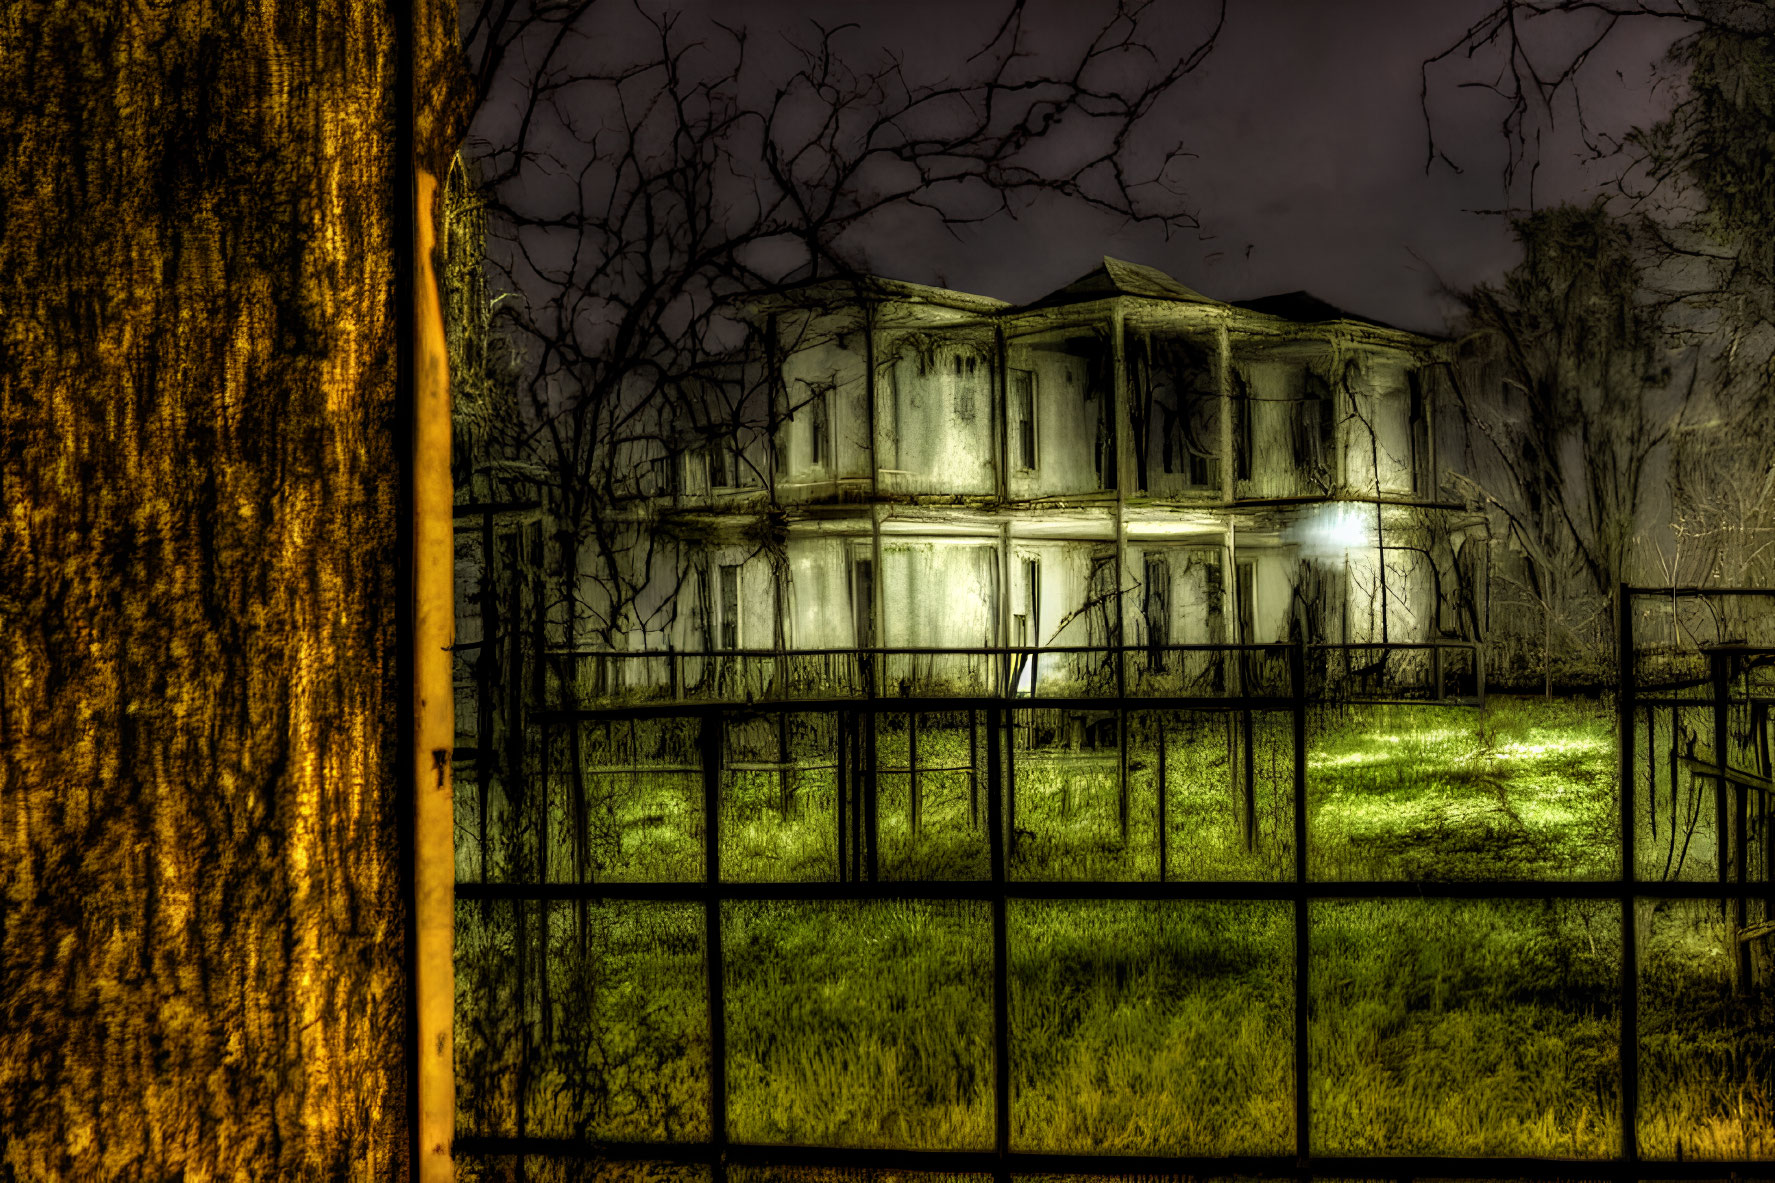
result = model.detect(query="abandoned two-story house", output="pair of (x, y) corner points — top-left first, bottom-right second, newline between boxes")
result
(584, 257), (1485, 699)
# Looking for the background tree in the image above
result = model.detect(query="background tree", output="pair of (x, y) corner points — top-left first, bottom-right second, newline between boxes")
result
(1422, 0), (1775, 673)
(1448, 202), (1676, 683)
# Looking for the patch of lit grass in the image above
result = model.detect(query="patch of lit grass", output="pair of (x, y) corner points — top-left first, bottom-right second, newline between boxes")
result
(1010, 901), (1293, 1154)
(724, 900), (994, 1150)
(1307, 696), (1617, 880)
(1311, 898), (1621, 1156)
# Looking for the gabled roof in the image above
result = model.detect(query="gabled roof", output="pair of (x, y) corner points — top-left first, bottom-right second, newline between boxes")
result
(1020, 256), (1222, 310)
(743, 273), (1007, 317)
(1231, 290), (1402, 332)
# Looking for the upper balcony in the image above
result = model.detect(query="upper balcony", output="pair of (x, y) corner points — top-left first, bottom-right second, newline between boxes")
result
(591, 260), (1450, 521)
(761, 259), (1447, 514)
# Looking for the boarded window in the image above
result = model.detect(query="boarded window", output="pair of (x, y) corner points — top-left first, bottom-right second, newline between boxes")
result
(1231, 368), (1253, 484)
(694, 565), (712, 648)
(1293, 557), (1347, 646)
(808, 390), (828, 467)
(1011, 368), (1036, 469)
(952, 353), (977, 422)
(1293, 368), (1337, 492)
(1144, 555), (1169, 669)
(703, 439), (730, 489)
(1408, 369), (1432, 495)
(851, 556), (874, 649)
(718, 563), (741, 650)
(1237, 559), (1257, 644)
(1134, 334), (1219, 490)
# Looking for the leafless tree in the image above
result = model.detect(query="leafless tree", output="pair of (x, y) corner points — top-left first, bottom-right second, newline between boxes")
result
(1442, 203), (1678, 682)
(449, 0), (1226, 670)
(1420, 2), (1775, 676)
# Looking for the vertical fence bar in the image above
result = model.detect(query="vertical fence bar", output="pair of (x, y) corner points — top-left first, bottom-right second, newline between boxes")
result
(969, 708), (979, 828)
(909, 709), (921, 835)
(865, 706), (879, 882)
(986, 704), (1010, 1183)
(1713, 651), (1730, 926)
(836, 710), (849, 882)
(852, 713), (865, 882)
(475, 512), (498, 913)
(1157, 718), (1168, 884)
(1646, 700), (1657, 843)
(1005, 708), (1018, 865)
(1731, 656), (1751, 989)
(701, 710), (728, 1183)
(778, 710), (791, 817)
(569, 716), (586, 895)
(1764, 703), (1775, 932)
(514, 859), (528, 1183)
(1291, 641), (1309, 1166)
(1669, 702), (1680, 879)
(1242, 703), (1257, 853)
(1618, 585), (1639, 1166)
(1117, 707), (1130, 846)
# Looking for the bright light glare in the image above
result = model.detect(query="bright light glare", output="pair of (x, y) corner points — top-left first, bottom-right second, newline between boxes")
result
(1292, 502), (1372, 556)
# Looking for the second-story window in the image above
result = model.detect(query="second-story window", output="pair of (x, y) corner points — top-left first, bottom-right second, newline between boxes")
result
(1237, 559), (1257, 644)
(1011, 369), (1037, 470)
(953, 354), (977, 423)
(1294, 368), (1337, 493)
(1232, 369), (1253, 484)
(1408, 369), (1432, 495)
(704, 439), (731, 489)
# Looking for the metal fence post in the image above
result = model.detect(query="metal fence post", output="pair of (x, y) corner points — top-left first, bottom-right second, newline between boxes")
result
(1291, 639), (1309, 1165)
(986, 704), (1009, 1182)
(836, 710), (849, 882)
(1157, 719), (1168, 884)
(1712, 649), (1730, 914)
(909, 709), (921, 835)
(969, 708), (979, 828)
(701, 709), (728, 1183)
(1618, 583), (1638, 1166)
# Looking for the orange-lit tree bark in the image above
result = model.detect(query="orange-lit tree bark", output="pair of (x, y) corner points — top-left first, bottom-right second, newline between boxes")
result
(0, 3), (467, 1179)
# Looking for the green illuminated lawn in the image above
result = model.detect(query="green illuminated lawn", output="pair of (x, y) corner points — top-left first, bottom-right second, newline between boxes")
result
(455, 695), (1775, 1169)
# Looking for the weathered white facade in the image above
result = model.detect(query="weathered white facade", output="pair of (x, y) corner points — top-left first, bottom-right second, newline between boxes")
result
(589, 258), (1482, 697)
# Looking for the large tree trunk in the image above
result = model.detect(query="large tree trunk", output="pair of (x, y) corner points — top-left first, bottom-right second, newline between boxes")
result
(1, 3), (466, 1178)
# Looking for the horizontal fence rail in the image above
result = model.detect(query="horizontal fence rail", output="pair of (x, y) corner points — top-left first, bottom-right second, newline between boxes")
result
(535, 638), (1485, 709)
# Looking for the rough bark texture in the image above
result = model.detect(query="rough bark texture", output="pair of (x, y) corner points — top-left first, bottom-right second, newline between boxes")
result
(0, 3), (438, 1178)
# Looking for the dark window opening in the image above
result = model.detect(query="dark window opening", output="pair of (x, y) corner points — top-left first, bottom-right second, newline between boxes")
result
(1237, 558), (1256, 644)
(1408, 369), (1432, 496)
(1293, 368), (1337, 493)
(808, 390), (828, 467)
(1232, 368), (1253, 484)
(1133, 334), (1219, 491)
(718, 563), (740, 650)
(704, 439), (731, 489)
(852, 556), (874, 650)
(1144, 555), (1169, 670)
(1012, 369), (1037, 470)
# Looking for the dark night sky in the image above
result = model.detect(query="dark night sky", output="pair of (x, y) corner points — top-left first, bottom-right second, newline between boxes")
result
(648, 0), (1686, 334)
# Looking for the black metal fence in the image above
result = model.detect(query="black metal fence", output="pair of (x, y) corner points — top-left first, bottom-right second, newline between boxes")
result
(450, 604), (1773, 1181)
(1622, 587), (1775, 1005)
(529, 639), (1484, 710)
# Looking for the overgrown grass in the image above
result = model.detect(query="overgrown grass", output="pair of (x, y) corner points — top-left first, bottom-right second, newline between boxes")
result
(455, 695), (1775, 1161)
